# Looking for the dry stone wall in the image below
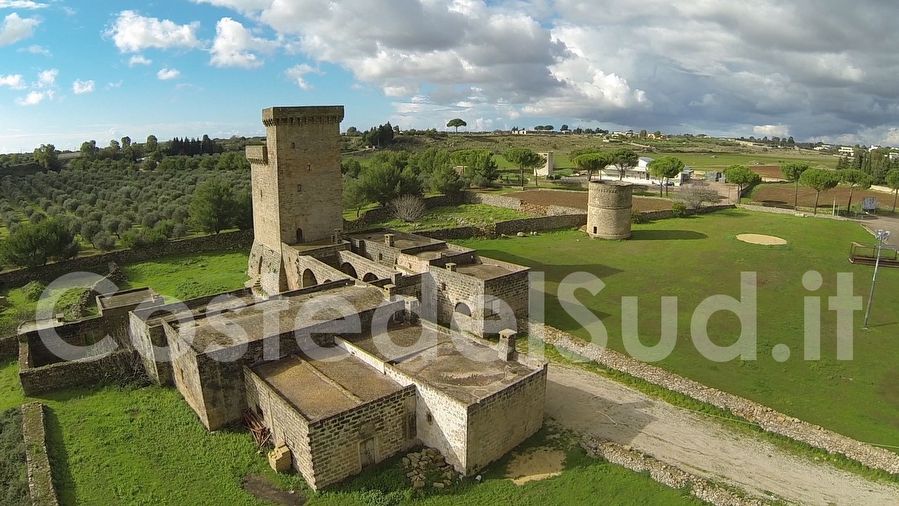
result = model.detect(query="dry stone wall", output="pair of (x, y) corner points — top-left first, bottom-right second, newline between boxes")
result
(21, 403), (59, 506)
(540, 325), (899, 475)
(19, 347), (137, 396)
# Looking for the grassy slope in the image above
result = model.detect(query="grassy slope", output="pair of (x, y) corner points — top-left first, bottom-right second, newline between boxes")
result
(458, 210), (899, 449)
(0, 407), (27, 506)
(122, 250), (249, 301)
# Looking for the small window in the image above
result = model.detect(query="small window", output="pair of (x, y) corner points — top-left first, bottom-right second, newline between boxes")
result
(296, 184), (303, 193)
(593, 227), (597, 234)
(307, 163), (312, 172)
(378, 253), (383, 261)
(291, 142), (296, 149)
(441, 282), (447, 291)
(426, 411), (433, 425)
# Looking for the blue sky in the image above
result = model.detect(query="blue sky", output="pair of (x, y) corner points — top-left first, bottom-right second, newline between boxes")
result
(1, 1), (898, 152)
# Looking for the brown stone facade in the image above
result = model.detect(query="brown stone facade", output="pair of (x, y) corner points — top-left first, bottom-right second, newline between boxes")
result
(587, 181), (633, 239)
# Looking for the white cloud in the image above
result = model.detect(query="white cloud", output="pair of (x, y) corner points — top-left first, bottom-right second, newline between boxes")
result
(157, 68), (180, 80)
(0, 74), (25, 89)
(72, 79), (95, 94)
(0, 1), (47, 9)
(0, 12), (40, 46)
(36, 68), (56, 88)
(210, 17), (276, 68)
(18, 44), (49, 55)
(128, 54), (152, 66)
(106, 10), (201, 53)
(105, 80), (123, 90)
(285, 64), (321, 90)
(753, 124), (790, 138)
(16, 90), (46, 106)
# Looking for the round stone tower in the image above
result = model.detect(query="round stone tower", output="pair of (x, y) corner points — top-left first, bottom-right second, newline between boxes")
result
(587, 181), (633, 239)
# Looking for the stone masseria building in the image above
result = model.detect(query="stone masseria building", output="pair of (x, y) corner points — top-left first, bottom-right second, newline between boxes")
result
(118, 105), (546, 491)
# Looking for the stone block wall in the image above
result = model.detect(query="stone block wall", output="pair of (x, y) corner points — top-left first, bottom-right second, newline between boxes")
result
(493, 214), (587, 235)
(425, 267), (486, 336)
(244, 366), (316, 486)
(336, 250), (398, 281)
(483, 268), (530, 333)
(283, 251), (351, 290)
(0, 334), (17, 360)
(465, 365), (547, 474)
(308, 387), (417, 489)
(19, 317), (112, 367)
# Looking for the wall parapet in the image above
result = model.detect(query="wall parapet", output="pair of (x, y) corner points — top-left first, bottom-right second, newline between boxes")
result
(21, 402), (59, 506)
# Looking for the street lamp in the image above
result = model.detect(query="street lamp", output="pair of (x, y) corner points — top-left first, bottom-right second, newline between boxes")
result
(863, 229), (891, 329)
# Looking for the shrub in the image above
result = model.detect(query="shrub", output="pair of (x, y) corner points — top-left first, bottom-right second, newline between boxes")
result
(391, 195), (426, 222)
(91, 231), (118, 251)
(672, 202), (688, 217)
(631, 212), (649, 224)
(0, 219), (80, 268)
(121, 228), (166, 249)
(22, 280), (46, 301)
(676, 183), (720, 210)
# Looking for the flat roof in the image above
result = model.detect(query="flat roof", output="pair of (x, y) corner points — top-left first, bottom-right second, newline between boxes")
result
(98, 288), (161, 310)
(455, 262), (517, 280)
(392, 338), (536, 404)
(348, 321), (452, 362)
(252, 351), (402, 422)
(349, 230), (444, 251)
(175, 285), (386, 353)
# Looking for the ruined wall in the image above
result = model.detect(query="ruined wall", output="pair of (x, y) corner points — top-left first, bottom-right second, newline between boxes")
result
(18, 346), (136, 396)
(1, 334), (17, 360)
(425, 267), (486, 336)
(21, 402), (59, 506)
(386, 366), (471, 473)
(166, 325), (209, 427)
(483, 268), (530, 333)
(308, 388), (417, 489)
(465, 366), (547, 474)
(128, 313), (172, 386)
(0, 230), (253, 290)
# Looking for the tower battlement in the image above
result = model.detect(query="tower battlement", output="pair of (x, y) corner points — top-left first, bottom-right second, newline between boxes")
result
(262, 106), (344, 126)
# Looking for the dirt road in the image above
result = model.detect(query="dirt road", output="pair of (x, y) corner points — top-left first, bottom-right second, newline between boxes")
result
(546, 365), (899, 505)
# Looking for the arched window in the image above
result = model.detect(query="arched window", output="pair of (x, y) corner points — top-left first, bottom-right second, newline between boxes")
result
(302, 269), (317, 288)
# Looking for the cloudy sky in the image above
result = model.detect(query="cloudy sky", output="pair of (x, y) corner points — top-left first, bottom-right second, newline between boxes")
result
(0, 0), (897, 152)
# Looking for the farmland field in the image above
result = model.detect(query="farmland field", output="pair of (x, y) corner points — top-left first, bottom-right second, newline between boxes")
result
(750, 183), (898, 213)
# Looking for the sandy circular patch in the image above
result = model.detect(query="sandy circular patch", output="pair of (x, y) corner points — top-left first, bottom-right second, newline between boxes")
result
(505, 447), (566, 485)
(737, 234), (787, 245)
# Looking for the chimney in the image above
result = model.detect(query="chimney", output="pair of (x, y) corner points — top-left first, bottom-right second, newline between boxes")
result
(498, 329), (518, 361)
(384, 233), (395, 247)
(445, 263), (457, 272)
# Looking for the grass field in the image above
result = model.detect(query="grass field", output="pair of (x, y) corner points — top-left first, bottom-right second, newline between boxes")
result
(457, 210), (899, 449)
(372, 204), (530, 232)
(0, 361), (698, 505)
(506, 190), (675, 212)
(122, 250), (249, 301)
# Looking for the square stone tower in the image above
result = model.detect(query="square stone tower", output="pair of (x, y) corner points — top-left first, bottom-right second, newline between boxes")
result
(247, 105), (345, 294)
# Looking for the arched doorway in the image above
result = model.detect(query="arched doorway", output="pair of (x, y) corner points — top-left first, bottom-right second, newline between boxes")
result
(454, 302), (472, 317)
(341, 262), (358, 278)
(302, 269), (317, 288)
(296, 228), (304, 244)
(362, 273), (378, 282)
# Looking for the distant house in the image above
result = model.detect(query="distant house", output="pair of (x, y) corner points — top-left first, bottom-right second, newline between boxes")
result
(839, 146), (856, 157)
(889, 152), (899, 162)
(599, 156), (692, 186)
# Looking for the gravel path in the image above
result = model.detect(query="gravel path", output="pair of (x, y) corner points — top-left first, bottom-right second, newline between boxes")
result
(546, 365), (899, 505)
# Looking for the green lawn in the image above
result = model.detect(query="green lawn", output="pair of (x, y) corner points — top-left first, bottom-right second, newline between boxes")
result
(122, 250), (249, 301)
(458, 210), (899, 449)
(0, 360), (698, 505)
(374, 204), (530, 232)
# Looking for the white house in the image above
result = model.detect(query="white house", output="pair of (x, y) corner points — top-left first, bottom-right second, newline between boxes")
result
(839, 146), (856, 157)
(599, 156), (691, 187)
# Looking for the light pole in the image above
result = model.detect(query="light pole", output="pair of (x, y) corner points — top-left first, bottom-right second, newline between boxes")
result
(863, 229), (891, 329)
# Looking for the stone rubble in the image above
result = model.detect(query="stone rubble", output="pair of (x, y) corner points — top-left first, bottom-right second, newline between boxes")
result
(402, 447), (459, 491)
(581, 436), (770, 506)
(540, 325), (899, 476)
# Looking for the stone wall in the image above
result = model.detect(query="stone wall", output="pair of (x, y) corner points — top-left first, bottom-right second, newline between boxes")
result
(386, 365), (471, 473)
(483, 268), (530, 333)
(308, 388), (416, 489)
(21, 403), (59, 506)
(20, 317), (111, 367)
(465, 365), (547, 474)
(0, 334), (16, 360)
(244, 366), (316, 485)
(539, 324), (899, 475)
(426, 267), (487, 336)
(581, 436), (765, 506)
(18, 346), (137, 396)
(0, 229), (253, 290)
(494, 214), (587, 235)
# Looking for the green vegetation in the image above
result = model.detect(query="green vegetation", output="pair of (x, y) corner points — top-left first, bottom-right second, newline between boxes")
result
(0, 360), (699, 505)
(0, 406), (28, 506)
(0, 219), (80, 268)
(375, 204), (529, 232)
(122, 250), (249, 301)
(457, 210), (899, 448)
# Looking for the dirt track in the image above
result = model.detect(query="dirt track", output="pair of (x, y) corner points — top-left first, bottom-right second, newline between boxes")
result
(546, 365), (899, 505)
